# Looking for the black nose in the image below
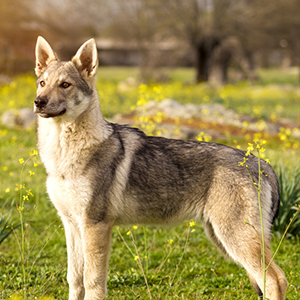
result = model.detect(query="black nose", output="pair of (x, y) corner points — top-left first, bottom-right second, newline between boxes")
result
(34, 96), (48, 108)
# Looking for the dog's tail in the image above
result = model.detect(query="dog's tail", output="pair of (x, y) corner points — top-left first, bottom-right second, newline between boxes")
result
(264, 161), (281, 225)
(271, 178), (280, 225)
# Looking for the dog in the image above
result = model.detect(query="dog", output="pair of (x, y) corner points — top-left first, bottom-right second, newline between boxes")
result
(34, 36), (287, 300)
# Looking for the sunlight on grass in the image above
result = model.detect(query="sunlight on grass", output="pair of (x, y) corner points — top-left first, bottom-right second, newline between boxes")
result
(0, 67), (299, 120)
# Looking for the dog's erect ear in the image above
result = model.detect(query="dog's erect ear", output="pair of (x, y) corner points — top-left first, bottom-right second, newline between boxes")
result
(72, 39), (98, 80)
(35, 36), (58, 77)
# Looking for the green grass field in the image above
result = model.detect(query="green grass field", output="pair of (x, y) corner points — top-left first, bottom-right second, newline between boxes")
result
(0, 67), (299, 299)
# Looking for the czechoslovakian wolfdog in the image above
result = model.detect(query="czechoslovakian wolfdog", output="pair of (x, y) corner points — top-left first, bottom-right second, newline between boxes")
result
(34, 36), (287, 300)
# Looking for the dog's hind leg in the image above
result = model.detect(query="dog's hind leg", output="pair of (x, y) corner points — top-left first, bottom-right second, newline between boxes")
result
(204, 220), (230, 258)
(247, 272), (263, 298)
(238, 241), (287, 300)
(207, 221), (287, 299)
(62, 216), (85, 300)
(205, 221), (265, 298)
(204, 210), (287, 300)
(203, 181), (287, 300)
(205, 220), (265, 297)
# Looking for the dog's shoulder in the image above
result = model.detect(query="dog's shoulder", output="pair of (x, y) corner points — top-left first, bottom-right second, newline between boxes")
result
(109, 122), (146, 140)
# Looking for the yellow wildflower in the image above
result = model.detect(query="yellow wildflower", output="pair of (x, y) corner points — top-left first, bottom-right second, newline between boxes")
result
(189, 221), (195, 227)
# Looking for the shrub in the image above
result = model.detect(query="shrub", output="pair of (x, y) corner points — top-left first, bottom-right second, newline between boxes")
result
(0, 205), (23, 245)
(273, 166), (300, 237)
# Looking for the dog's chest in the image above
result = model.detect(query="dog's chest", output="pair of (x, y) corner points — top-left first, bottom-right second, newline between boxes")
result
(44, 143), (92, 217)
(39, 120), (91, 175)
(38, 120), (94, 216)
(47, 175), (91, 217)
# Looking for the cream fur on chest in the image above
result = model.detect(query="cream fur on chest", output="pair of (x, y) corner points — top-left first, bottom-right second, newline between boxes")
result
(37, 115), (110, 220)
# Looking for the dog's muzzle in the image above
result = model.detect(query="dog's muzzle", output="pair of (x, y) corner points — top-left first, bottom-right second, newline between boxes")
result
(34, 96), (48, 109)
(34, 96), (66, 118)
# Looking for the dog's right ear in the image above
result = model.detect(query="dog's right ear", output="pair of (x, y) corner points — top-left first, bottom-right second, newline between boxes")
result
(72, 38), (98, 81)
(35, 36), (58, 77)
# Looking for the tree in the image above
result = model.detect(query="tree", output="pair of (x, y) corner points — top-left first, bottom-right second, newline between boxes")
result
(0, 0), (36, 74)
(253, 0), (300, 84)
(156, 0), (248, 83)
(104, 0), (164, 81)
(0, 0), (110, 74)
(29, 0), (110, 59)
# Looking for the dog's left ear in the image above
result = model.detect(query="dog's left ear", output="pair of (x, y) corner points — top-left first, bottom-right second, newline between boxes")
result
(35, 36), (58, 77)
(72, 39), (98, 80)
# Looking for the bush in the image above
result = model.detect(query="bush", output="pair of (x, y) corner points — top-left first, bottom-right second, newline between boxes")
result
(0, 205), (23, 245)
(273, 166), (300, 237)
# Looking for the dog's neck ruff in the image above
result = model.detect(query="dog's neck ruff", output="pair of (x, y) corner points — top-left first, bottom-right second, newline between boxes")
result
(49, 94), (111, 143)
(37, 94), (112, 176)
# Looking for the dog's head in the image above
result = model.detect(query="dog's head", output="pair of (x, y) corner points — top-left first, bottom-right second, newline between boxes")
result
(34, 36), (98, 119)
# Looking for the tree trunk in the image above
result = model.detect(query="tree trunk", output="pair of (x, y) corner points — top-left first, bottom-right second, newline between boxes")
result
(220, 62), (229, 84)
(242, 50), (258, 81)
(219, 50), (232, 84)
(194, 36), (220, 84)
(195, 45), (209, 83)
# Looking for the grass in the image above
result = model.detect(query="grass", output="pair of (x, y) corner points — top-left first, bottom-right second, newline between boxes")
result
(0, 67), (299, 120)
(257, 67), (300, 87)
(107, 225), (300, 300)
(0, 67), (300, 299)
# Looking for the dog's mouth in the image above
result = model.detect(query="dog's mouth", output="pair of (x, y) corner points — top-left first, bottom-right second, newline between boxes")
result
(34, 97), (67, 118)
(34, 106), (67, 118)
(36, 109), (67, 118)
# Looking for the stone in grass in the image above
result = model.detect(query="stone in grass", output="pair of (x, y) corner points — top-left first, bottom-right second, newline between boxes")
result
(1, 108), (36, 129)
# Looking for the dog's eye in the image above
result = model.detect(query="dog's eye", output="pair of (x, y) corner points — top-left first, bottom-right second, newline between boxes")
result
(40, 81), (45, 87)
(61, 82), (71, 89)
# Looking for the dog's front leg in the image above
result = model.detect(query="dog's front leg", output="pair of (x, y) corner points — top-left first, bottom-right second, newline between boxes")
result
(82, 220), (114, 300)
(62, 217), (85, 300)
